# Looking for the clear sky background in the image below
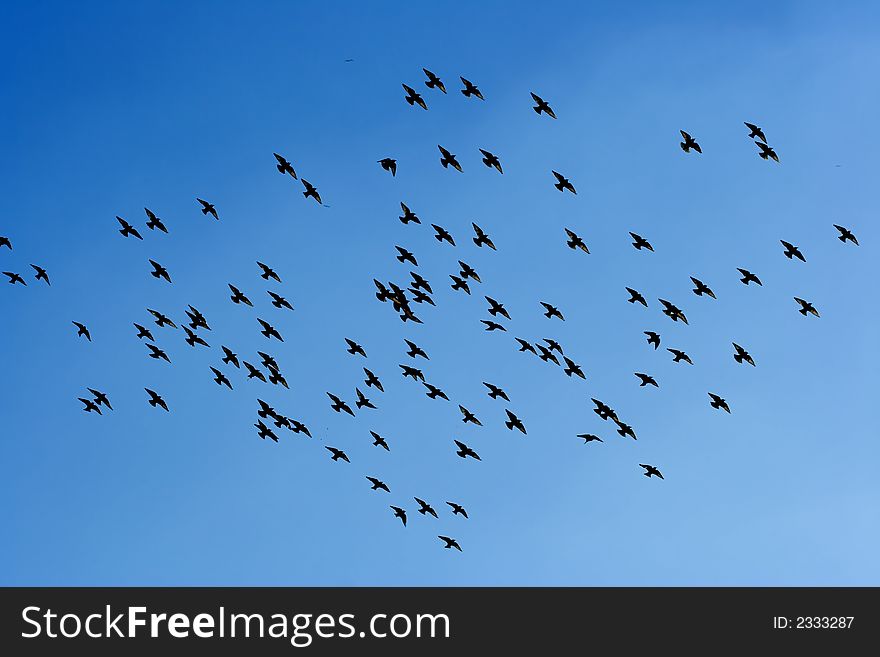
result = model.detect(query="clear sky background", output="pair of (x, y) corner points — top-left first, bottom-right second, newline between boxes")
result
(2, 0), (878, 585)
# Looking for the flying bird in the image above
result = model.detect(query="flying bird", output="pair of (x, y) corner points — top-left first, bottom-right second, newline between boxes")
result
(634, 373), (659, 388)
(629, 232), (654, 251)
(454, 439), (481, 460)
(258, 352), (279, 372)
(405, 339), (429, 360)
(30, 264), (50, 285)
(366, 476), (390, 493)
(301, 179), (322, 204)
(410, 271), (432, 294)
(254, 420), (278, 442)
(243, 361), (267, 382)
(423, 382), (448, 401)
(481, 319), (506, 332)
(565, 228), (589, 253)
(626, 287), (648, 307)
(3, 271), (25, 286)
(644, 331), (660, 349)
(273, 152), (297, 178)
(543, 338), (563, 354)
(447, 502), (468, 518)
(399, 202), (421, 225)
(438, 535), (462, 551)
(363, 368), (384, 392)
(537, 344), (560, 365)
(578, 433), (604, 444)
(355, 388), (376, 410)
(72, 321), (91, 341)
(267, 291), (293, 311)
(459, 76), (483, 99)
(449, 275), (471, 294)
(415, 498), (438, 518)
(257, 318), (283, 341)
(116, 216), (143, 240)
(78, 397), (102, 414)
(221, 346), (240, 368)
(378, 158), (397, 176)
(472, 223), (496, 250)
(197, 198), (218, 220)
(658, 298), (688, 325)
(345, 338), (367, 357)
(667, 348), (693, 364)
(478, 148), (503, 173)
(431, 224), (455, 245)
(87, 388), (112, 410)
(755, 141), (779, 162)
(185, 305), (210, 330)
(737, 268), (762, 286)
(794, 297), (820, 317)
(530, 92), (556, 118)
(833, 224), (858, 245)
(438, 145), (462, 172)
(390, 506), (407, 526)
(690, 277), (716, 299)
(515, 338), (537, 355)
(708, 392), (731, 413)
(540, 302), (564, 320)
(563, 357), (585, 379)
(210, 367), (232, 390)
(144, 208), (168, 233)
(146, 343), (170, 363)
(402, 83), (427, 110)
(485, 296), (511, 320)
(615, 420), (637, 440)
(148, 259), (171, 283)
(395, 246), (418, 266)
(732, 342), (755, 366)
(371, 431), (390, 451)
(145, 388), (168, 411)
(422, 68), (446, 93)
(505, 409), (527, 434)
(408, 287), (434, 305)
(134, 323), (154, 341)
(0, 236), (10, 249)
(679, 130), (702, 153)
(483, 382), (510, 401)
(592, 398), (618, 422)
(147, 308), (176, 328)
(639, 464), (664, 479)
(325, 446), (350, 463)
(183, 326), (209, 348)
(459, 405), (482, 426)
(257, 262), (282, 283)
(327, 392), (355, 416)
(552, 170), (576, 194)
(744, 122), (766, 142)
(780, 240), (806, 262)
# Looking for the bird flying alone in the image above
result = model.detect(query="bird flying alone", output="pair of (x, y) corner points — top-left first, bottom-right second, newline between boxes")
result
(755, 141), (779, 162)
(454, 439), (481, 460)
(145, 388), (169, 411)
(30, 264), (50, 285)
(273, 152), (297, 178)
(197, 198), (218, 220)
(325, 446), (350, 463)
(540, 301), (564, 320)
(144, 208), (168, 233)
(626, 287), (648, 307)
(505, 409), (527, 434)
(72, 321), (91, 341)
(378, 158), (397, 176)
(257, 319), (283, 341)
(833, 224), (858, 245)
(644, 331), (660, 349)
(148, 259), (171, 283)
(438, 535), (462, 551)
(530, 92), (556, 118)
(737, 268), (762, 286)
(732, 342), (756, 366)
(744, 122), (767, 142)
(630, 232), (654, 251)
(399, 202), (421, 225)
(257, 261), (282, 283)
(327, 392), (355, 416)
(390, 506), (407, 526)
(679, 130), (702, 153)
(565, 228), (589, 253)
(366, 476), (390, 493)
(459, 76), (483, 100)
(402, 83), (428, 110)
(438, 145), (462, 172)
(690, 277), (716, 299)
(3, 271), (26, 286)
(794, 297), (820, 317)
(780, 240), (806, 262)
(552, 170), (576, 194)
(422, 68), (446, 93)
(639, 464), (664, 479)
(479, 148), (503, 173)
(116, 216), (143, 240)
(471, 223), (496, 250)
(301, 179), (322, 204)
(708, 392), (731, 413)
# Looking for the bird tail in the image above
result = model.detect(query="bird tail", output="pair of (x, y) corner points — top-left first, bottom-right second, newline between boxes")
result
(201, 207), (209, 214)
(554, 182), (563, 191)
(533, 106), (541, 114)
(440, 158), (449, 168)
(838, 235), (846, 242)
(405, 97), (414, 105)
(734, 354), (743, 363)
(759, 152), (768, 159)
(276, 164), (284, 173)
(505, 421), (513, 430)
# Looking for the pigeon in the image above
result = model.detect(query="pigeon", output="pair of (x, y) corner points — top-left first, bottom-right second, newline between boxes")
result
(345, 338), (367, 357)
(395, 246), (418, 266)
(390, 506), (407, 526)
(116, 216), (143, 239)
(485, 296), (511, 320)
(410, 271), (432, 294)
(221, 346), (240, 368)
(744, 122), (766, 142)
(267, 291), (293, 311)
(708, 392), (731, 413)
(629, 232), (654, 251)
(196, 198), (218, 220)
(454, 439), (481, 460)
(145, 388), (169, 411)
(438, 535), (462, 551)
(257, 262), (282, 283)
(183, 326), (209, 348)
(459, 76), (483, 100)
(690, 277), (716, 299)
(378, 158), (397, 176)
(472, 223), (496, 250)
(658, 299), (688, 325)
(291, 420), (311, 438)
(78, 397), (102, 414)
(185, 306), (210, 331)
(447, 502), (468, 518)
(134, 323), (154, 341)
(423, 383), (448, 401)
(537, 344), (560, 365)
(530, 92), (556, 118)
(552, 170), (576, 194)
(540, 302), (564, 320)
(592, 398), (619, 422)
(371, 431), (390, 451)
(459, 405), (482, 426)
(257, 318), (283, 341)
(398, 202), (421, 225)
(363, 368), (384, 392)
(402, 83), (427, 110)
(255, 420), (278, 442)
(301, 179), (322, 204)
(737, 268), (762, 286)
(449, 275), (471, 294)
(505, 409), (526, 434)
(732, 343), (755, 366)
(415, 498), (438, 518)
(438, 145), (462, 172)
(755, 141), (779, 162)
(269, 370), (290, 389)
(144, 208), (168, 233)
(30, 264), (50, 285)
(87, 388), (112, 410)
(639, 464), (664, 479)
(794, 297), (820, 317)
(481, 319), (506, 332)
(515, 338), (537, 355)
(273, 152), (297, 178)
(626, 287), (648, 307)
(479, 148), (503, 173)
(72, 321), (91, 341)
(404, 339), (428, 360)
(325, 447), (350, 463)
(210, 367), (232, 390)
(355, 388), (376, 410)
(148, 259), (171, 283)
(327, 393), (355, 416)
(667, 348), (693, 364)
(422, 68), (446, 93)
(227, 283), (255, 305)
(483, 382), (510, 401)
(366, 476), (390, 493)
(615, 420), (637, 440)
(543, 338), (563, 354)
(833, 224), (858, 245)
(258, 352), (279, 372)
(565, 228), (589, 253)
(147, 308), (176, 328)
(644, 331), (660, 349)
(780, 240), (806, 262)
(634, 373), (659, 388)
(578, 433), (604, 444)
(563, 357), (585, 379)
(408, 287), (434, 305)
(431, 224), (455, 246)
(679, 130), (702, 153)
(243, 361), (267, 382)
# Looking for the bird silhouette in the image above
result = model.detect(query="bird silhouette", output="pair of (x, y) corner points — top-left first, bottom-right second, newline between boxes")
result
(708, 392), (731, 413)
(399, 364), (425, 382)
(644, 331), (660, 349)
(578, 433), (604, 444)
(404, 339), (429, 360)
(366, 476), (390, 493)
(355, 387), (376, 410)
(257, 318), (283, 341)
(540, 302), (564, 320)
(78, 397), (102, 414)
(134, 323), (154, 341)
(291, 420), (311, 438)
(563, 357), (586, 379)
(629, 232), (654, 251)
(543, 338), (563, 354)
(183, 326), (209, 348)
(3, 271), (25, 286)
(639, 464), (664, 479)
(257, 262), (282, 283)
(345, 338), (367, 357)
(679, 130), (701, 153)
(755, 141), (779, 162)
(438, 535), (462, 551)
(658, 299), (688, 325)
(390, 506), (407, 526)
(626, 287), (648, 307)
(395, 246), (418, 266)
(87, 388), (112, 410)
(370, 430), (390, 451)
(438, 145), (462, 172)
(407, 287), (434, 305)
(423, 382), (449, 401)
(483, 382), (510, 401)
(243, 361), (267, 382)
(737, 268), (762, 286)
(146, 343), (170, 363)
(422, 68), (446, 93)
(30, 264), (50, 285)
(780, 240), (806, 262)
(301, 179), (322, 204)
(210, 367), (232, 390)
(454, 439), (481, 460)
(402, 83), (427, 110)
(255, 420), (279, 442)
(485, 296), (511, 320)
(833, 224), (858, 245)
(667, 348), (693, 364)
(72, 321), (91, 341)
(221, 346), (240, 368)
(431, 224), (455, 245)
(378, 158), (397, 176)
(592, 398), (619, 422)
(530, 92), (556, 118)
(459, 76), (483, 99)
(505, 409), (527, 434)
(145, 388), (168, 411)
(472, 223), (496, 250)
(564, 228), (589, 253)
(481, 319), (506, 332)
(196, 198), (218, 220)
(615, 420), (637, 440)
(149, 260), (172, 283)
(536, 344), (560, 365)
(116, 216), (143, 239)
(415, 497), (438, 518)
(327, 392), (355, 416)
(744, 122), (767, 142)
(459, 405), (482, 425)
(552, 170), (576, 194)
(273, 152), (297, 178)
(449, 275), (471, 294)
(185, 306), (210, 331)
(410, 271), (432, 294)
(147, 308), (176, 328)
(267, 291), (293, 311)
(363, 368), (384, 392)
(478, 148), (503, 173)
(144, 208), (168, 233)
(325, 446), (350, 463)
(399, 202), (421, 225)
(447, 501), (468, 518)
(794, 297), (820, 317)
(732, 342), (755, 366)
(690, 277), (716, 299)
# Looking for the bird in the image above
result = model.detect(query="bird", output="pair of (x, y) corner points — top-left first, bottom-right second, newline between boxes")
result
(415, 498), (438, 518)
(145, 388), (169, 411)
(708, 392), (731, 413)
(116, 216), (143, 239)
(563, 357), (585, 379)
(402, 83), (427, 110)
(483, 382), (510, 401)
(552, 170), (576, 194)
(30, 264), (50, 285)
(478, 148), (503, 173)
(458, 405), (482, 426)
(578, 433), (604, 444)
(408, 287), (434, 306)
(422, 68), (446, 93)
(378, 158), (397, 176)
(273, 152), (297, 178)
(325, 446), (350, 463)
(366, 476), (390, 493)
(615, 420), (637, 440)
(196, 198), (218, 220)
(472, 223), (496, 250)
(744, 122), (766, 142)
(453, 439), (481, 460)
(134, 323), (154, 341)
(183, 326), (209, 348)
(301, 179), (322, 204)
(438, 535), (462, 551)
(255, 420), (279, 442)
(592, 398), (619, 422)
(4, 271), (26, 286)
(78, 397), (102, 414)
(257, 262), (282, 283)
(530, 92), (556, 118)
(690, 277), (716, 299)
(400, 364), (425, 382)
(536, 344), (560, 365)
(243, 361), (267, 382)
(410, 271), (432, 294)
(327, 392), (355, 416)
(146, 344), (170, 363)
(267, 291), (293, 311)
(390, 506), (407, 526)
(423, 382), (449, 401)
(515, 338), (537, 355)
(634, 373), (659, 388)
(438, 145), (462, 172)
(540, 302), (564, 320)
(363, 368), (384, 392)
(144, 208), (168, 233)
(459, 76), (483, 99)
(458, 260), (483, 283)
(431, 224), (455, 246)
(679, 130), (702, 153)
(733, 342), (755, 366)
(626, 287), (648, 307)
(658, 299), (688, 325)
(644, 331), (660, 349)
(485, 296), (511, 319)
(543, 338), (563, 354)
(0, 236), (10, 249)
(256, 399), (275, 419)
(755, 141), (779, 162)
(794, 297), (820, 317)
(72, 321), (91, 341)
(481, 319), (506, 332)
(291, 420), (311, 438)
(404, 339), (428, 360)
(780, 240), (806, 262)
(147, 308), (176, 328)
(564, 228), (589, 253)
(449, 275), (471, 294)
(833, 224), (859, 245)
(398, 202), (421, 225)
(257, 318), (282, 341)
(221, 346), (240, 368)
(395, 246), (418, 266)
(667, 348), (693, 364)
(258, 352), (279, 373)
(505, 409), (527, 434)
(370, 430), (390, 451)
(639, 464), (664, 479)
(87, 388), (112, 410)
(345, 338), (366, 357)
(447, 502), (468, 518)
(185, 306), (210, 330)
(355, 388), (376, 410)
(210, 367), (232, 390)
(737, 268), (762, 286)
(629, 232), (654, 251)
(148, 259), (171, 283)
(268, 370), (289, 390)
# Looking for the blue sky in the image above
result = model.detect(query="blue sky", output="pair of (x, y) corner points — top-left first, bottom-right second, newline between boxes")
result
(2, 0), (878, 585)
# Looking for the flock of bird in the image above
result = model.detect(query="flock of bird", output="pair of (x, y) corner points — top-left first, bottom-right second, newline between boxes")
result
(2, 66), (863, 554)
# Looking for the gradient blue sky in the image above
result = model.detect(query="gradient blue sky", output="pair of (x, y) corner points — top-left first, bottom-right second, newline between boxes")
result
(2, 1), (878, 585)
